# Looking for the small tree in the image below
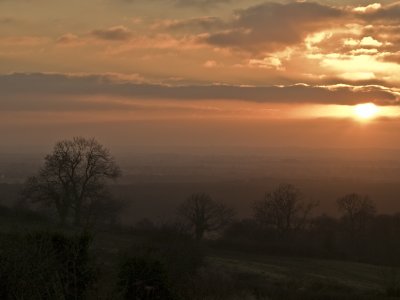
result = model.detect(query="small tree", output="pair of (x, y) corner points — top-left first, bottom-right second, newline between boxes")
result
(253, 184), (317, 237)
(22, 137), (120, 226)
(178, 193), (234, 241)
(337, 193), (376, 237)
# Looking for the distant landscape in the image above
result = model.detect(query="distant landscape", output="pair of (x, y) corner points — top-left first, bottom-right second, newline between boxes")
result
(2, 147), (400, 222)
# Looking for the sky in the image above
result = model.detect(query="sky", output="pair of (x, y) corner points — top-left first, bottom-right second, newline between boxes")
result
(1, 0), (400, 152)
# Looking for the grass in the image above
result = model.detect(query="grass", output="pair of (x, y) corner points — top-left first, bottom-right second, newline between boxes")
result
(208, 249), (388, 292)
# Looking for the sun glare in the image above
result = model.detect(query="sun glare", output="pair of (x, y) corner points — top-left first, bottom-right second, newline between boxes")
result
(353, 103), (379, 120)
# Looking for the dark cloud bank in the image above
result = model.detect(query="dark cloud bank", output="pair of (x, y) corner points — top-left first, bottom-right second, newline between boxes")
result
(0, 73), (398, 111)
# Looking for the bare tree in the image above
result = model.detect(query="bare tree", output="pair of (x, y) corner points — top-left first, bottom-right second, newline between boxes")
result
(253, 184), (317, 237)
(22, 137), (120, 226)
(178, 193), (234, 241)
(337, 193), (376, 237)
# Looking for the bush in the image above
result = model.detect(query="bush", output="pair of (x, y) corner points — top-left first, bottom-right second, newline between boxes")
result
(117, 223), (205, 299)
(136, 223), (205, 282)
(118, 256), (175, 300)
(0, 204), (10, 217)
(183, 265), (253, 300)
(0, 231), (95, 300)
(381, 267), (400, 297)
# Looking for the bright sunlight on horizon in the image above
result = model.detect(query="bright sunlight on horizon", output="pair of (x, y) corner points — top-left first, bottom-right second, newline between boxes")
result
(353, 103), (379, 120)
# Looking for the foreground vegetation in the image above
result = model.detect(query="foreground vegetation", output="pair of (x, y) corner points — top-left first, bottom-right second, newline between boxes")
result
(1, 208), (400, 300)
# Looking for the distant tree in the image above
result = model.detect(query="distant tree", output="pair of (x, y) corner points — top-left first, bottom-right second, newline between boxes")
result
(310, 214), (339, 254)
(223, 219), (263, 241)
(337, 193), (376, 237)
(253, 184), (318, 237)
(178, 193), (234, 241)
(22, 137), (120, 226)
(84, 192), (125, 227)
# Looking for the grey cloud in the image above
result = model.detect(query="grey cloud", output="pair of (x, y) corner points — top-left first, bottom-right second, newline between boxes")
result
(0, 17), (17, 24)
(381, 52), (400, 64)
(362, 2), (400, 21)
(90, 26), (132, 41)
(202, 2), (343, 52)
(173, 0), (231, 7)
(56, 33), (81, 45)
(161, 17), (225, 31)
(0, 73), (398, 112)
(123, 0), (232, 8)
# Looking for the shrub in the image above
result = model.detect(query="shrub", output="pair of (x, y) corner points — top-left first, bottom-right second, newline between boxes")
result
(117, 223), (205, 299)
(381, 267), (400, 297)
(118, 256), (175, 300)
(0, 204), (10, 217)
(137, 223), (205, 282)
(0, 231), (95, 300)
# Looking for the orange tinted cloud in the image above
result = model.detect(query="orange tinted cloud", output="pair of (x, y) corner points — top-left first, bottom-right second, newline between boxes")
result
(90, 26), (133, 41)
(201, 2), (343, 53)
(1, 1), (400, 94)
(0, 73), (398, 113)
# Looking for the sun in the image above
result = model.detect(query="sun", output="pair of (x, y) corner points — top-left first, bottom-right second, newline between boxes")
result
(353, 103), (379, 120)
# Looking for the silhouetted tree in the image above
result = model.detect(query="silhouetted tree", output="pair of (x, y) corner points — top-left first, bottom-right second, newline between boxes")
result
(337, 193), (376, 237)
(253, 184), (317, 237)
(22, 137), (120, 226)
(178, 193), (234, 240)
(310, 214), (339, 255)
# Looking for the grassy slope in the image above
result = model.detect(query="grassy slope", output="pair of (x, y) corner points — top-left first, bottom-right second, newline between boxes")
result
(209, 250), (386, 292)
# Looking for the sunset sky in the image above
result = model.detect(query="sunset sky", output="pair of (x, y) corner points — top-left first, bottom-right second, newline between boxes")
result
(1, 0), (400, 151)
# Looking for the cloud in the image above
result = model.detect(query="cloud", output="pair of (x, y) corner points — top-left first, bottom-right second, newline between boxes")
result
(56, 33), (84, 46)
(353, 3), (382, 14)
(203, 60), (218, 68)
(0, 36), (49, 47)
(359, 36), (383, 47)
(361, 1), (400, 21)
(90, 25), (133, 41)
(172, 0), (231, 7)
(201, 2), (343, 53)
(0, 17), (18, 24)
(123, 0), (232, 8)
(0, 73), (398, 113)
(381, 52), (400, 64)
(153, 16), (224, 32)
(147, 2), (400, 71)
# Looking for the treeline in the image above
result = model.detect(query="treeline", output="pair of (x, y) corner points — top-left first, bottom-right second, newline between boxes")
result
(216, 185), (400, 267)
(137, 184), (400, 267)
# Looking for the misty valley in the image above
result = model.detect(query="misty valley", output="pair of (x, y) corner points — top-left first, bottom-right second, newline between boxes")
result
(2, 147), (400, 221)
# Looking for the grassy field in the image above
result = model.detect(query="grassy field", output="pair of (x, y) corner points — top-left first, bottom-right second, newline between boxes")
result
(209, 250), (386, 291)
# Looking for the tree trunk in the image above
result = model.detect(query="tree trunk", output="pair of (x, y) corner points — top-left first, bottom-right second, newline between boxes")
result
(195, 226), (204, 241)
(57, 204), (68, 226)
(74, 205), (81, 227)
(59, 210), (67, 226)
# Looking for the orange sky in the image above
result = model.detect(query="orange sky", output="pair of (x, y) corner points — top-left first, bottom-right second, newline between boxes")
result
(1, 0), (400, 150)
